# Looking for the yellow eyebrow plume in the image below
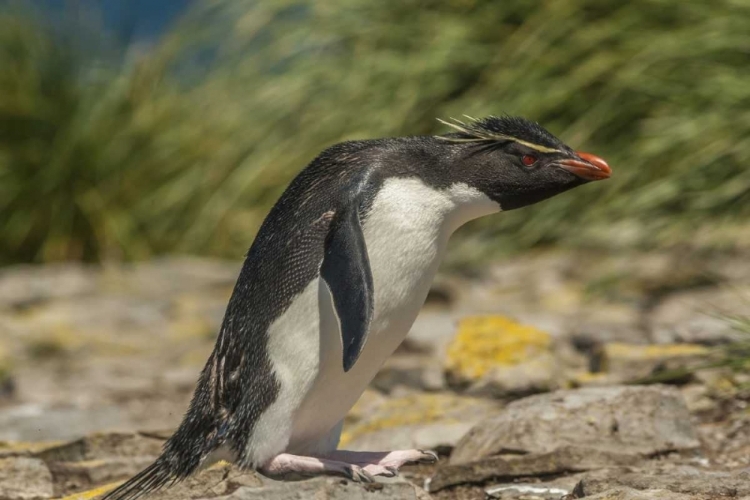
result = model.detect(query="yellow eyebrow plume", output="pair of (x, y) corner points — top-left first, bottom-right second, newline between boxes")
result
(436, 117), (561, 154)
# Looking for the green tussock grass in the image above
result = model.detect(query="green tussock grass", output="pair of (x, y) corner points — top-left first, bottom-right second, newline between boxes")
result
(717, 314), (750, 374)
(1, 0), (749, 264)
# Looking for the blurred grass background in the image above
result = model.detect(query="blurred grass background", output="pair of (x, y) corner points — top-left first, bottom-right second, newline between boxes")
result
(1, 0), (749, 266)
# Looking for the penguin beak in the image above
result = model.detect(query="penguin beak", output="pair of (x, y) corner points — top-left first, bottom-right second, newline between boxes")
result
(558, 152), (611, 181)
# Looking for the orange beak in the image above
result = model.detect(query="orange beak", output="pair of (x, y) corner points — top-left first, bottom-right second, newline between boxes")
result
(558, 152), (612, 181)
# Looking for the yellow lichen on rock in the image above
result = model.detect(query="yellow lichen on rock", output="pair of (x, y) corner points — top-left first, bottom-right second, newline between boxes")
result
(567, 370), (612, 388)
(445, 316), (552, 381)
(56, 482), (121, 500)
(603, 342), (709, 361)
(0, 440), (66, 457)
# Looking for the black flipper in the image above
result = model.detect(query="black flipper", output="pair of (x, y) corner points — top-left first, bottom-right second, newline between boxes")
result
(321, 204), (374, 372)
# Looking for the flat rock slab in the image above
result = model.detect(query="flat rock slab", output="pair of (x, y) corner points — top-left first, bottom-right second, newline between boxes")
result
(0, 457), (54, 500)
(52, 463), (430, 500)
(130, 464), (262, 500)
(574, 465), (750, 497)
(484, 474), (584, 498)
(578, 487), (698, 500)
(486, 484), (571, 499)
(36, 432), (165, 464)
(450, 385), (699, 464)
(0, 441), (66, 459)
(429, 445), (639, 491)
(49, 457), (154, 496)
(213, 478), (431, 500)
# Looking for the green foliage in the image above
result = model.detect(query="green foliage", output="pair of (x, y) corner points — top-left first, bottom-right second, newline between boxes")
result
(718, 314), (750, 373)
(1, 0), (749, 264)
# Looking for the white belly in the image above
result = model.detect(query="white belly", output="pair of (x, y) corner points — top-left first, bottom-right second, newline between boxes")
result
(288, 233), (442, 451)
(246, 178), (499, 462)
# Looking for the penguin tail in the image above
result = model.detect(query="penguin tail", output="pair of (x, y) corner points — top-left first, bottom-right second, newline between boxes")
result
(102, 353), (230, 499)
(100, 455), (178, 500)
(100, 417), (227, 500)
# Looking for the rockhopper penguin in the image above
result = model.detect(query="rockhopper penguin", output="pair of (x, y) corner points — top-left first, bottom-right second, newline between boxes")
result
(103, 115), (611, 499)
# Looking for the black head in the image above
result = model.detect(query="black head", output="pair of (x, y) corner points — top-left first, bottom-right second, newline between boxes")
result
(438, 115), (611, 210)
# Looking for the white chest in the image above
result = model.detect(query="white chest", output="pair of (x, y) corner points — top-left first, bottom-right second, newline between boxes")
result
(359, 178), (501, 346)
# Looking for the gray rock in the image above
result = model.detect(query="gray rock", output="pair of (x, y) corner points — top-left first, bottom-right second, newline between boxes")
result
(109, 258), (240, 299)
(486, 483), (572, 499)
(31, 433), (169, 495)
(13, 296), (172, 341)
(48, 459), (429, 500)
(0, 404), (128, 442)
(52, 463), (262, 500)
(462, 352), (561, 397)
(0, 441), (65, 460)
(567, 305), (646, 346)
(347, 422), (476, 454)
(43, 432), (165, 461)
(449, 385), (700, 465)
(574, 465), (750, 497)
(577, 487), (697, 500)
(342, 393), (500, 453)
(0, 264), (96, 310)
(0, 457), (54, 500)
(648, 288), (748, 345)
(49, 457), (154, 494)
(371, 354), (446, 393)
(405, 310), (462, 355)
(208, 477), (430, 500)
(484, 474), (584, 499)
(595, 343), (711, 383)
(135, 463), (262, 500)
(428, 445), (639, 492)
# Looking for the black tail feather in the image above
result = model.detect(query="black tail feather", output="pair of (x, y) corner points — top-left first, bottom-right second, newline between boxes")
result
(101, 350), (230, 499)
(101, 457), (178, 500)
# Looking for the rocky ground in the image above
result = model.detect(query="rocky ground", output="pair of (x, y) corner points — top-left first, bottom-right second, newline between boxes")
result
(1, 250), (750, 499)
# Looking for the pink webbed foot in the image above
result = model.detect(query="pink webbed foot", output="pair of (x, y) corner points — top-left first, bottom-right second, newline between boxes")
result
(318, 449), (438, 478)
(258, 453), (375, 482)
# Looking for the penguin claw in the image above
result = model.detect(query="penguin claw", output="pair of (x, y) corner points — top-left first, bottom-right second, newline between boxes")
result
(347, 465), (375, 483)
(361, 469), (376, 482)
(411, 450), (439, 464)
(416, 450), (439, 464)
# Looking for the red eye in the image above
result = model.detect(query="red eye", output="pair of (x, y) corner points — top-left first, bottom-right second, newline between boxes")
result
(522, 155), (537, 166)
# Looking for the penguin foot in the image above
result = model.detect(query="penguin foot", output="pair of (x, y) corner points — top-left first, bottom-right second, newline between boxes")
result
(258, 453), (375, 483)
(361, 464), (398, 478)
(319, 449), (439, 476)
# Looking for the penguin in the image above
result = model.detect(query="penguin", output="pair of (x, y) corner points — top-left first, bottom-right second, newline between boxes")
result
(102, 115), (611, 499)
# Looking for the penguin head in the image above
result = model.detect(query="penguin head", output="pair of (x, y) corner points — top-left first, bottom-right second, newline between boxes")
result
(439, 116), (611, 210)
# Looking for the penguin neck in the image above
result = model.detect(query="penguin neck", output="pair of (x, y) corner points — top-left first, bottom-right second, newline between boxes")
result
(440, 181), (502, 235)
(369, 177), (501, 244)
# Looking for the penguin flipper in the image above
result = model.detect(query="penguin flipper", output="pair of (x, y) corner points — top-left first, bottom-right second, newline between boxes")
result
(321, 204), (374, 372)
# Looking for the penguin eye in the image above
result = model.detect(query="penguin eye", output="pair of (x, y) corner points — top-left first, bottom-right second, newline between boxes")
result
(521, 154), (538, 166)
